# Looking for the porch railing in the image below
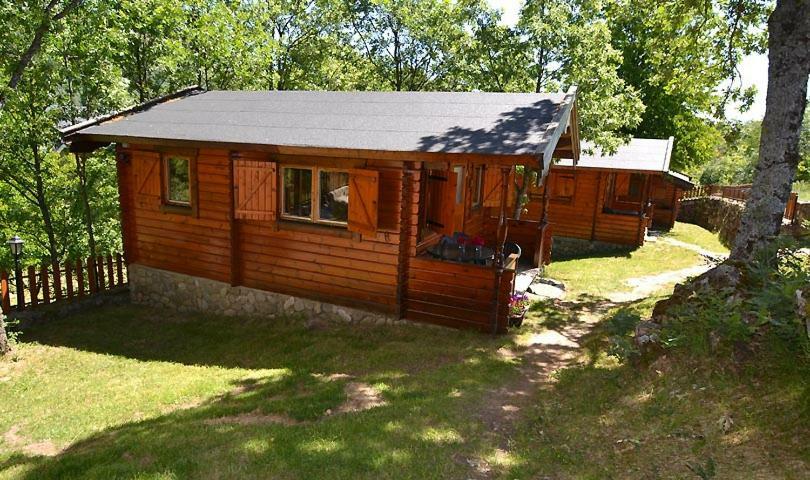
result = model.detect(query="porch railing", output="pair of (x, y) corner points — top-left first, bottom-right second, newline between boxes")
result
(1, 253), (128, 314)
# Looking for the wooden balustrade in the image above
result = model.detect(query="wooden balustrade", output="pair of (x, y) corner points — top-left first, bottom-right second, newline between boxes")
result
(0, 253), (127, 314)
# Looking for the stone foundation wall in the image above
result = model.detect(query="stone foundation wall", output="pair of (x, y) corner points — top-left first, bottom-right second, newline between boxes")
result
(678, 197), (743, 248)
(550, 236), (634, 260)
(129, 264), (399, 326)
(679, 197), (809, 248)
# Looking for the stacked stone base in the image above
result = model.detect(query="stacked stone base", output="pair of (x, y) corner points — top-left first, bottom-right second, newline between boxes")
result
(129, 264), (399, 326)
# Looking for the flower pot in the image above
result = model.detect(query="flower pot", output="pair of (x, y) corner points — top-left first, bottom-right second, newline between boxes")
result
(508, 307), (528, 328)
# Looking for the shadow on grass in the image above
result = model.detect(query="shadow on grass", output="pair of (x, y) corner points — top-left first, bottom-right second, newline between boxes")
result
(550, 247), (635, 263)
(5, 304), (526, 479)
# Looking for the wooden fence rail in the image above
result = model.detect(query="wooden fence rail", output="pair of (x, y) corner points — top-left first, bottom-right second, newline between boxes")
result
(1, 253), (127, 315)
(683, 184), (800, 222)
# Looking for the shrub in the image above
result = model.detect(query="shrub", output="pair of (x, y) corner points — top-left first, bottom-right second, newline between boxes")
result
(661, 237), (810, 358)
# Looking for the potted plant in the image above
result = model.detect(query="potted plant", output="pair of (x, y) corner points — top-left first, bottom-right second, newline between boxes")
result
(508, 293), (530, 328)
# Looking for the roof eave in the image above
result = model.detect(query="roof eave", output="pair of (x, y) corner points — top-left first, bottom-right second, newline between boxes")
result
(61, 85), (204, 149)
(536, 85), (578, 177)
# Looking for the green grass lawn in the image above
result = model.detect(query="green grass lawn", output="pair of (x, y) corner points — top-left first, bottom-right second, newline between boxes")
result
(793, 180), (810, 201)
(663, 222), (730, 254)
(1, 308), (518, 479)
(505, 336), (810, 479)
(544, 241), (702, 298)
(2, 223), (806, 479)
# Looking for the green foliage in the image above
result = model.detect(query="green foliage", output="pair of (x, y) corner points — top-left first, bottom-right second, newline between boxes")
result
(518, 0), (644, 152)
(605, 309), (641, 360)
(699, 114), (810, 186)
(662, 238), (810, 357)
(607, 0), (770, 171)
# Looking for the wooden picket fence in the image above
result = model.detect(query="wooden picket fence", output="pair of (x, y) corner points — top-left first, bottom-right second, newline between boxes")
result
(1, 253), (127, 314)
(683, 184), (800, 222)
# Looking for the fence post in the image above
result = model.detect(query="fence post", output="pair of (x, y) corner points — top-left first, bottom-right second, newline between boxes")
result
(41, 265), (50, 305)
(65, 261), (74, 299)
(106, 255), (115, 288)
(52, 261), (63, 302)
(115, 253), (124, 286)
(87, 256), (97, 294)
(76, 259), (85, 297)
(1, 271), (9, 314)
(96, 256), (105, 291)
(28, 266), (38, 307)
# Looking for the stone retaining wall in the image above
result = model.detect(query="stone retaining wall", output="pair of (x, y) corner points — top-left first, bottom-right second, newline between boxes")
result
(678, 197), (744, 248)
(129, 264), (400, 326)
(679, 198), (809, 248)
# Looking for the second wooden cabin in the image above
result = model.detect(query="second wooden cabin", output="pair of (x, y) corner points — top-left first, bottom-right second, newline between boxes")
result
(512, 137), (694, 254)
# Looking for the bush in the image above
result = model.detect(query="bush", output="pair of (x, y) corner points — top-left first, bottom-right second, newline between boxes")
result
(605, 310), (641, 361)
(661, 238), (810, 358)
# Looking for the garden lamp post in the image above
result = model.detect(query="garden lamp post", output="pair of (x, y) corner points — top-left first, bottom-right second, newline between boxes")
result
(6, 236), (23, 301)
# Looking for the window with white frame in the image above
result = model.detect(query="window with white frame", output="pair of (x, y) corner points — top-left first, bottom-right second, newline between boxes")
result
(281, 166), (349, 225)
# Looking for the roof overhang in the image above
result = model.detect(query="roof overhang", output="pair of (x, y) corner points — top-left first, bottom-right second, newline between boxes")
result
(535, 85), (579, 177)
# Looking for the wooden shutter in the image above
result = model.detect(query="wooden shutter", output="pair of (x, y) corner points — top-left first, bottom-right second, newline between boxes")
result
(234, 160), (277, 221)
(348, 169), (379, 235)
(134, 153), (160, 197)
(482, 166), (503, 208)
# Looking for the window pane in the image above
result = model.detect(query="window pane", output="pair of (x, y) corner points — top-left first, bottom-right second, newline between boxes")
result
(454, 166), (464, 204)
(167, 157), (190, 204)
(319, 171), (349, 223)
(283, 168), (312, 218)
(472, 166), (483, 205)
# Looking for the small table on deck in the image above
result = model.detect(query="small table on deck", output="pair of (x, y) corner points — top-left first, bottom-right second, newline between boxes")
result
(426, 244), (495, 264)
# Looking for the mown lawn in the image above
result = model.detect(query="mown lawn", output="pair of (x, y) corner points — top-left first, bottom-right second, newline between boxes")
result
(1, 222), (807, 479)
(664, 222), (729, 254)
(1, 308), (518, 479)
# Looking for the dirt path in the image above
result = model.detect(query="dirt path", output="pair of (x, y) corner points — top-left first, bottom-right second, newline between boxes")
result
(466, 299), (613, 478)
(467, 237), (720, 478)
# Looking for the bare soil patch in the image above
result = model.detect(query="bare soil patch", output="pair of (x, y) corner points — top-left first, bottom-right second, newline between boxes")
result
(3, 425), (61, 457)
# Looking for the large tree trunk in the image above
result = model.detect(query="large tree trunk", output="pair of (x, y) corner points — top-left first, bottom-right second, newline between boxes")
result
(730, 0), (810, 263)
(652, 0), (809, 320)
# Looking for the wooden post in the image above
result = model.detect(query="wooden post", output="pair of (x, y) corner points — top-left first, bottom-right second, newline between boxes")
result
(491, 165), (513, 335)
(76, 259), (85, 297)
(65, 261), (74, 299)
(1, 270), (10, 314)
(106, 255), (115, 288)
(228, 152), (241, 287)
(41, 265), (50, 304)
(396, 166), (415, 319)
(115, 253), (124, 286)
(14, 268), (25, 308)
(96, 256), (105, 291)
(52, 261), (63, 302)
(28, 266), (38, 307)
(86, 256), (97, 294)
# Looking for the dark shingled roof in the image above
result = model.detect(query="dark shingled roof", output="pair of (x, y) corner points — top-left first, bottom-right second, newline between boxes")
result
(65, 89), (576, 158)
(555, 137), (693, 188)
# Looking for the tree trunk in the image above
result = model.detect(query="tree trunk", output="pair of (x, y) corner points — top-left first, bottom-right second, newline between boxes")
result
(31, 143), (60, 266)
(0, 313), (10, 355)
(730, 0), (810, 263)
(74, 153), (98, 259)
(512, 166), (536, 219)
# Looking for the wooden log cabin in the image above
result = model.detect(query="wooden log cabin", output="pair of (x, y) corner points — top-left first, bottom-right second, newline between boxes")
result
(62, 87), (580, 333)
(513, 137), (694, 251)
